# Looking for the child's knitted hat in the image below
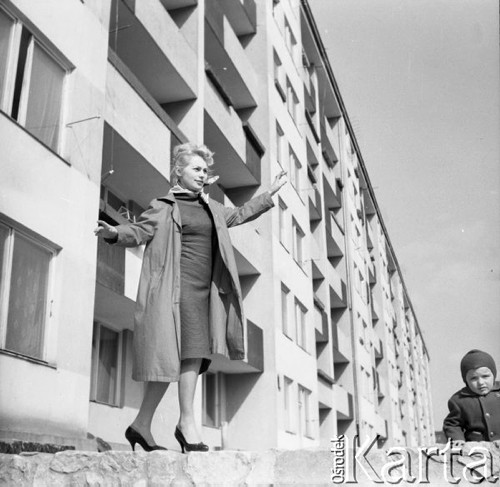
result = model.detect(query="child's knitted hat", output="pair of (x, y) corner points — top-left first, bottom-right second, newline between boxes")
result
(460, 349), (497, 382)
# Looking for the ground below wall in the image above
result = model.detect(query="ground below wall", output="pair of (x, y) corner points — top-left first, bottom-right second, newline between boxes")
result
(0, 443), (498, 486)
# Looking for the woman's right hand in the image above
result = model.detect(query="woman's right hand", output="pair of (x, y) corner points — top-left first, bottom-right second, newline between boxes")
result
(94, 220), (118, 239)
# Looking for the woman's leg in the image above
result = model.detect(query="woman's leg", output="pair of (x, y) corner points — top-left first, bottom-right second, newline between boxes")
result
(177, 358), (203, 443)
(130, 381), (169, 445)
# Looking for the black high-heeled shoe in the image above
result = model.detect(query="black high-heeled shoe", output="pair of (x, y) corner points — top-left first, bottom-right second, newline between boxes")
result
(125, 426), (167, 452)
(174, 426), (209, 453)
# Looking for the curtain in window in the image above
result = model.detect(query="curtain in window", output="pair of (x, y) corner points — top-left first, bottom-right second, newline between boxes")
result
(6, 232), (50, 359)
(0, 10), (13, 105)
(96, 327), (118, 404)
(24, 42), (64, 151)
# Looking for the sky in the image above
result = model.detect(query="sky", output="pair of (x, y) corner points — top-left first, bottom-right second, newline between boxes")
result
(309, 0), (500, 430)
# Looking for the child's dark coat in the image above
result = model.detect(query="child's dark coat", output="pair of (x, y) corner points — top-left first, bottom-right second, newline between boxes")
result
(443, 382), (500, 441)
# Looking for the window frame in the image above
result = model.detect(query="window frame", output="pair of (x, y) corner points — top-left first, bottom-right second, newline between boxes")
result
(281, 283), (293, 340)
(285, 77), (298, 123)
(294, 298), (308, 353)
(283, 375), (295, 433)
(284, 17), (297, 62)
(0, 4), (73, 154)
(273, 50), (286, 102)
(298, 384), (313, 439)
(278, 196), (288, 248)
(89, 321), (125, 408)
(291, 217), (304, 267)
(0, 218), (58, 363)
(275, 121), (285, 168)
(289, 146), (301, 193)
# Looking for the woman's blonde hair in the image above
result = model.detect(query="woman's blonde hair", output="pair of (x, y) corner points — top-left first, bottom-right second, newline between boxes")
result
(171, 143), (214, 183)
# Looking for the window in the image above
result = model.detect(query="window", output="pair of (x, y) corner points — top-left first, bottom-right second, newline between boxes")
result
(273, 51), (285, 101)
(0, 221), (56, 360)
(359, 315), (368, 349)
(289, 147), (301, 192)
(275, 121), (285, 167)
(278, 197), (287, 247)
(203, 372), (222, 428)
(284, 376), (294, 432)
(90, 323), (124, 406)
(292, 218), (304, 266)
(284, 18), (297, 61)
(294, 299), (307, 352)
(298, 385), (313, 438)
(286, 78), (298, 123)
(0, 7), (70, 152)
(281, 283), (292, 339)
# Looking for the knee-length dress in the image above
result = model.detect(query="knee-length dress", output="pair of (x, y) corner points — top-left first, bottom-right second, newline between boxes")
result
(174, 192), (216, 360)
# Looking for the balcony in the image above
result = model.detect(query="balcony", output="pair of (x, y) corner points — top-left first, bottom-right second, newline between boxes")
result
(204, 83), (261, 188)
(314, 296), (328, 343)
(331, 314), (350, 363)
(375, 416), (388, 439)
(217, 0), (256, 36)
(329, 266), (346, 309)
(366, 221), (374, 250)
(322, 174), (341, 210)
(101, 123), (170, 209)
(109, 0), (197, 104)
(374, 338), (384, 361)
(304, 81), (317, 115)
(305, 110), (320, 147)
(96, 237), (125, 295)
(308, 182), (322, 222)
(367, 257), (376, 285)
(364, 192), (377, 216)
(105, 55), (187, 182)
(95, 219), (143, 332)
(325, 213), (344, 260)
(159, 0), (197, 9)
(320, 119), (338, 167)
(205, 2), (258, 109)
(208, 319), (264, 373)
(376, 372), (386, 400)
(317, 370), (335, 409)
(334, 385), (353, 420)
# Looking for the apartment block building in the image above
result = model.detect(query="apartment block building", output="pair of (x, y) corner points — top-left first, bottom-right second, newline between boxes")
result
(0, 0), (434, 451)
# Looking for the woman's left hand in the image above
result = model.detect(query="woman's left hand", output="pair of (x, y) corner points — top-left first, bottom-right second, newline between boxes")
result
(269, 170), (287, 195)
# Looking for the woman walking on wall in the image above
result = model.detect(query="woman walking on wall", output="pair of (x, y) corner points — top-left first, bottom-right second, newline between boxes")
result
(94, 143), (286, 452)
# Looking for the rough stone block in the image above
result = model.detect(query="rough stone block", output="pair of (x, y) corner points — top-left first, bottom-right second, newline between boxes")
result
(0, 443), (499, 486)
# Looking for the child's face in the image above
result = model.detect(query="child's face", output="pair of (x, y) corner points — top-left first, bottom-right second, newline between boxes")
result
(465, 367), (495, 395)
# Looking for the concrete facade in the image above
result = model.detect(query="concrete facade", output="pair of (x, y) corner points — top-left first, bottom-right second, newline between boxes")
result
(0, 0), (434, 452)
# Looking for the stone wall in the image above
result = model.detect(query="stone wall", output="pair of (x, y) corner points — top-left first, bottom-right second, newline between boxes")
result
(0, 442), (498, 486)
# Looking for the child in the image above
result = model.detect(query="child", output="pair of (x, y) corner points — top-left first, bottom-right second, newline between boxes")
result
(443, 349), (500, 443)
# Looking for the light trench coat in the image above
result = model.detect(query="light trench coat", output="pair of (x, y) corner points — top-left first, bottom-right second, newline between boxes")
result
(109, 191), (274, 382)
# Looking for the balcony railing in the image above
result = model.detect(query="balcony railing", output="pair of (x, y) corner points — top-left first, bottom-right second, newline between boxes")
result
(218, 0), (256, 36)
(243, 122), (264, 184)
(308, 184), (322, 222)
(205, 2), (257, 109)
(322, 174), (341, 210)
(334, 384), (354, 420)
(109, 0), (196, 104)
(320, 119), (338, 167)
(331, 314), (350, 363)
(314, 296), (328, 343)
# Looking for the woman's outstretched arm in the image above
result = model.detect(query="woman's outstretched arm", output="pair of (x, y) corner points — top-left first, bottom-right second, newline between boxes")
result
(220, 170), (287, 228)
(94, 199), (166, 247)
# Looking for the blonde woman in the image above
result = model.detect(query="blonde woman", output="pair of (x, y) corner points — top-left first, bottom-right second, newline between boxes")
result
(95, 143), (286, 452)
